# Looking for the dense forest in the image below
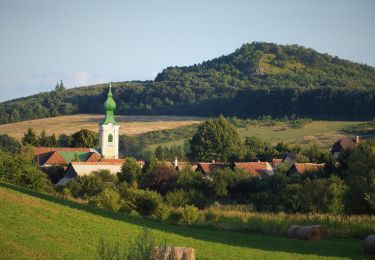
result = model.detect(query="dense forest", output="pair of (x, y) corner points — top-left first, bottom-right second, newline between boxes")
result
(1, 42), (375, 124)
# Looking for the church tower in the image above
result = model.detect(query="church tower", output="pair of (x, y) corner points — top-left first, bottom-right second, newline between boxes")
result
(99, 83), (120, 159)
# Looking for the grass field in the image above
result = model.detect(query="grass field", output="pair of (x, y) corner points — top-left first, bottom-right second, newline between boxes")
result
(0, 183), (371, 260)
(149, 120), (361, 150)
(0, 114), (363, 150)
(238, 121), (360, 148)
(0, 114), (204, 140)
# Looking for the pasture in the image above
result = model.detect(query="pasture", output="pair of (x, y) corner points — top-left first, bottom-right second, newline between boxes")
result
(0, 183), (370, 260)
(0, 114), (204, 140)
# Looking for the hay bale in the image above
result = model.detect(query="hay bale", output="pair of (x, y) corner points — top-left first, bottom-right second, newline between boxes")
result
(297, 225), (324, 241)
(153, 246), (195, 260)
(363, 235), (375, 254)
(287, 225), (301, 239)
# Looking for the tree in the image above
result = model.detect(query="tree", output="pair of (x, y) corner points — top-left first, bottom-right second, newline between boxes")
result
(0, 134), (21, 154)
(68, 129), (98, 148)
(22, 127), (38, 146)
(188, 115), (244, 162)
(38, 130), (49, 147)
(118, 157), (141, 185)
(344, 138), (375, 214)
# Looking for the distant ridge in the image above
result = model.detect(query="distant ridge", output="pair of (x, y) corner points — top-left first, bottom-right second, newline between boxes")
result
(1, 42), (375, 124)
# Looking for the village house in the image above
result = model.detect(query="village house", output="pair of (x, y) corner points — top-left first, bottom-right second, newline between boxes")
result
(34, 147), (102, 167)
(233, 162), (274, 177)
(331, 136), (360, 159)
(286, 163), (326, 176)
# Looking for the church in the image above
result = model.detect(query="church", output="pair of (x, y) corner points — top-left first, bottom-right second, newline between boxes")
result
(32, 83), (141, 186)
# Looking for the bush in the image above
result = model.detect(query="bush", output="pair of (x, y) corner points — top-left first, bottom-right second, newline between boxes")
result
(90, 188), (121, 212)
(175, 205), (200, 224)
(120, 187), (164, 216)
(66, 170), (117, 198)
(165, 189), (190, 207)
(0, 150), (52, 192)
(118, 157), (141, 185)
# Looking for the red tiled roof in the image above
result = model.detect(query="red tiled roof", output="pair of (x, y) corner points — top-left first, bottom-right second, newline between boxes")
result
(86, 152), (102, 162)
(71, 161), (124, 166)
(197, 163), (230, 174)
(292, 163), (326, 174)
(99, 159), (125, 164)
(34, 147), (91, 156)
(234, 162), (272, 177)
(43, 151), (68, 165)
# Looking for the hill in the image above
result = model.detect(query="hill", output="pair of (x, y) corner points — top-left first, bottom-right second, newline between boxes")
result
(0, 183), (366, 259)
(1, 42), (375, 124)
(0, 114), (203, 140)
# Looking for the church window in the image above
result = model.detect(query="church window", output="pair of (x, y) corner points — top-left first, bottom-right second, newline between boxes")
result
(108, 133), (113, 143)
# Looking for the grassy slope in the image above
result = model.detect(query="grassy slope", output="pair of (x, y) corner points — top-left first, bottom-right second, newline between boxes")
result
(0, 115), (204, 140)
(150, 121), (360, 150)
(0, 184), (370, 260)
(238, 121), (360, 148)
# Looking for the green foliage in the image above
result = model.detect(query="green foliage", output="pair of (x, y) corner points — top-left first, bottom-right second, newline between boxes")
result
(344, 138), (375, 214)
(165, 189), (190, 207)
(68, 128), (98, 148)
(91, 188), (121, 212)
(0, 150), (52, 191)
(174, 205), (200, 224)
(118, 157), (141, 185)
(21, 127), (38, 146)
(67, 170), (117, 198)
(189, 115), (244, 162)
(119, 187), (164, 216)
(142, 162), (177, 194)
(0, 134), (21, 154)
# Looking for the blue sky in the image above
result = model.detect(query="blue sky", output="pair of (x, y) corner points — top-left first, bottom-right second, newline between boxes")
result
(0, 0), (374, 102)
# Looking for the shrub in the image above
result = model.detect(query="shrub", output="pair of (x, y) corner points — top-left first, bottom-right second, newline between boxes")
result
(176, 205), (200, 224)
(0, 150), (52, 192)
(90, 188), (121, 212)
(120, 187), (164, 216)
(151, 203), (170, 221)
(165, 189), (190, 207)
(118, 157), (141, 185)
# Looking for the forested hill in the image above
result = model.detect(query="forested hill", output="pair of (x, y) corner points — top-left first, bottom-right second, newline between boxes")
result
(1, 42), (375, 124)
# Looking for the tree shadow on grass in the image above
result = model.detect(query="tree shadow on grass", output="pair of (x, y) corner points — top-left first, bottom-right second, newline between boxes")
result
(0, 182), (367, 259)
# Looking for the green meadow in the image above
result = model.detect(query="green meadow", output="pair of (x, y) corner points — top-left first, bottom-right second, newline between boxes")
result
(0, 183), (371, 260)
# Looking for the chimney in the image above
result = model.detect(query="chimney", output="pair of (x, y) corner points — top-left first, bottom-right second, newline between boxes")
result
(173, 157), (178, 167)
(355, 136), (360, 144)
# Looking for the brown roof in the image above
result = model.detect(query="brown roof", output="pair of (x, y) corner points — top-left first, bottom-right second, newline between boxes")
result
(98, 159), (125, 164)
(196, 163), (231, 174)
(70, 161), (124, 166)
(43, 151), (68, 165)
(234, 162), (273, 177)
(34, 147), (91, 156)
(331, 137), (359, 153)
(272, 158), (283, 164)
(86, 152), (102, 162)
(290, 163), (326, 174)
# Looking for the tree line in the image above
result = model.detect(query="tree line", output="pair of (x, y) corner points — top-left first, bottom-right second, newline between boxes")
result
(1, 42), (375, 124)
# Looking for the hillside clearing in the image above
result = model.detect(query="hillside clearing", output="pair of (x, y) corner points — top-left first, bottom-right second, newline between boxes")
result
(0, 183), (368, 260)
(0, 114), (204, 140)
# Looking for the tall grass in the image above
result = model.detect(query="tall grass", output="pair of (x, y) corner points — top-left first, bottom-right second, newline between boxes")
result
(191, 205), (375, 239)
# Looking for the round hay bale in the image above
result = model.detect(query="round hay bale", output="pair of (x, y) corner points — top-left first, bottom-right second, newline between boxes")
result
(363, 235), (375, 254)
(287, 225), (301, 239)
(297, 225), (323, 241)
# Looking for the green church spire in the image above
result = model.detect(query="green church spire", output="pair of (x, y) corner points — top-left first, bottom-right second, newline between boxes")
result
(101, 83), (118, 125)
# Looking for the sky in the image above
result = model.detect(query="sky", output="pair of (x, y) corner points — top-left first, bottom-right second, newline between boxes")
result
(0, 0), (374, 102)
